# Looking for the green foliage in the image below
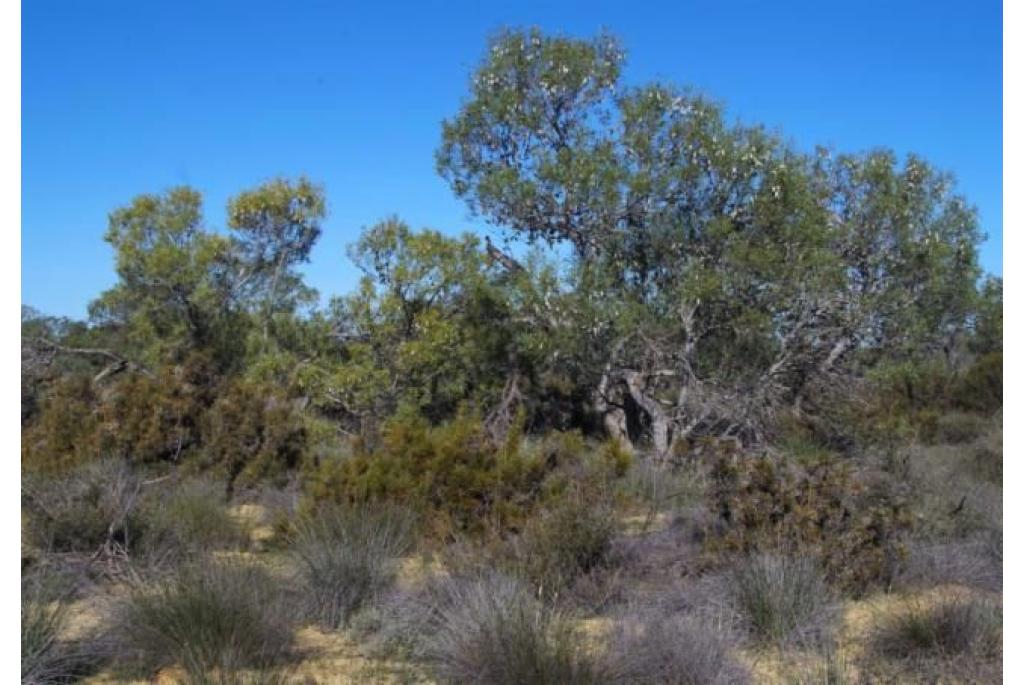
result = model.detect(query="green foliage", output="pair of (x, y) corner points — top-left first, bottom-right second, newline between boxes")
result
(706, 453), (911, 594)
(305, 412), (551, 534)
(200, 379), (308, 493)
(510, 493), (617, 600)
(953, 352), (1002, 413)
(90, 187), (243, 366)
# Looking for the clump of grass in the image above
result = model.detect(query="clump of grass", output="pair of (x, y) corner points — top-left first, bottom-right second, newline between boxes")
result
(602, 609), (749, 684)
(141, 477), (248, 558)
(22, 570), (95, 684)
(111, 560), (295, 681)
(422, 572), (604, 685)
(289, 503), (415, 629)
(508, 495), (617, 602)
(870, 595), (1001, 660)
(729, 553), (838, 646)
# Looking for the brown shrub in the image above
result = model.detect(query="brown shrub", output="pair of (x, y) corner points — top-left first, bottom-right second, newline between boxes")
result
(704, 453), (912, 595)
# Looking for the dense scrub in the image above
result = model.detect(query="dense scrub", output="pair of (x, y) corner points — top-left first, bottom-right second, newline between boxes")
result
(21, 25), (1001, 685)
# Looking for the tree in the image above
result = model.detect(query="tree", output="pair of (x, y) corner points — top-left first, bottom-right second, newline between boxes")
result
(227, 177), (326, 345)
(89, 187), (241, 367)
(438, 28), (985, 455)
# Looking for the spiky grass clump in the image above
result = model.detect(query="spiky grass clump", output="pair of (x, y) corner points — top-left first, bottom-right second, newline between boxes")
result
(289, 503), (415, 629)
(21, 569), (102, 684)
(602, 609), (749, 684)
(423, 573), (603, 685)
(729, 553), (838, 646)
(111, 560), (294, 681)
(870, 595), (1001, 660)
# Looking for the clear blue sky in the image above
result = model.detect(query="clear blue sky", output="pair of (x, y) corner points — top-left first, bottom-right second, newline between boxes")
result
(23, 0), (1002, 318)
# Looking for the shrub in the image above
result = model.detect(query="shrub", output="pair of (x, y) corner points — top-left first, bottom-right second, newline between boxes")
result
(728, 554), (838, 646)
(21, 376), (101, 473)
(706, 453), (911, 594)
(870, 595), (1001, 660)
(969, 422), (1002, 484)
(22, 459), (144, 555)
(201, 379), (308, 495)
(141, 478), (249, 557)
(422, 573), (603, 685)
(111, 560), (295, 681)
(602, 610), (749, 684)
(289, 503), (415, 629)
(931, 412), (987, 445)
(305, 412), (551, 534)
(508, 494), (617, 601)
(22, 570), (96, 684)
(953, 352), (1002, 414)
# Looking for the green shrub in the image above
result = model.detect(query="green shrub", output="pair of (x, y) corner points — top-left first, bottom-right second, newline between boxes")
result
(112, 560), (295, 681)
(870, 595), (1001, 660)
(706, 454), (911, 594)
(729, 554), (838, 646)
(200, 379), (308, 494)
(289, 503), (415, 629)
(953, 352), (1002, 414)
(305, 412), (552, 534)
(930, 412), (987, 445)
(509, 495), (617, 601)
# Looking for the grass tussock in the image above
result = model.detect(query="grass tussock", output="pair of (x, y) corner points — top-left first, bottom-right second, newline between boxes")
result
(22, 570), (98, 684)
(110, 560), (295, 681)
(289, 503), (415, 629)
(869, 594), (1001, 661)
(422, 573), (605, 685)
(729, 553), (838, 646)
(602, 609), (749, 684)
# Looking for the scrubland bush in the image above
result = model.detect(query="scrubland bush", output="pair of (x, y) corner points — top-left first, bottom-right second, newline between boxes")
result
(953, 351), (1002, 413)
(289, 503), (415, 629)
(141, 477), (248, 556)
(728, 553), (838, 646)
(304, 412), (622, 536)
(706, 453), (911, 594)
(22, 459), (144, 555)
(21, 376), (101, 473)
(508, 494), (617, 602)
(869, 595), (1001, 660)
(111, 560), (295, 681)
(602, 610), (749, 684)
(200, 379), (308, 494)
(930, 411), (987, 445)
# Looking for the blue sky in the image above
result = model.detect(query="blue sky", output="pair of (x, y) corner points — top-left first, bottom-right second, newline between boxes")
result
(23, 0), (1002, 318)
